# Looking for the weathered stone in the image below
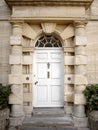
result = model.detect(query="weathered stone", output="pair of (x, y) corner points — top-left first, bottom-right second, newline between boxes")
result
(64, 104), (74, 115)
(12, 46), (22, 55)
(23, 106), (32, 115)
(64, 56), (74, 65)
(41, 23), (56, 34)
(75, 65), (86, 75)
(74, 75), (88, 85)
(22, 75), (33, 83)
(65, 74), (74, 84)
(74, 94), (86, 105)
(65, 92), (74, 102)
(11, 105), (24, 117)
(10, 35), (22, 45)
(74, 85), (86, 93)
(23, 23), (37, 39)
(75, 46), (86, 55)
(60, 24), (74, 40)
(11, 65), (22, 74)
(74, 36), (87, 46)
(73, 116), (88, 127)
(9, 117), (24, 126)
(9, 94), (22, 104)
(23, 93), (32, 102)
(9, 74), (22, 84)
(0, 0), (96, 128)
(12, 6), (85, 20)
(75, 55), (87, 65)
(9, 55), (22, 64)
(22, 56), (32, 65)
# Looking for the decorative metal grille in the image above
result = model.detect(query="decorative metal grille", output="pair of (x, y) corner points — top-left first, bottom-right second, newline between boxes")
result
(35, 35), (62, 47)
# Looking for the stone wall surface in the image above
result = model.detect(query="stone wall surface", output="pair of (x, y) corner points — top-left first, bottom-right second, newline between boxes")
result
(0, 0), (98, 127)
(0, 0), (98, 84)
(86, 21), (98, 83)
(0, 0), (11, 85)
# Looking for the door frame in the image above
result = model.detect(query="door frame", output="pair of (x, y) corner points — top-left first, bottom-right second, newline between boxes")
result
(33, 48), (64, 107)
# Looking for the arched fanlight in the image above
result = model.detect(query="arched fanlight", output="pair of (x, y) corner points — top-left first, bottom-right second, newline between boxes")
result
(35, 35), (62, 47)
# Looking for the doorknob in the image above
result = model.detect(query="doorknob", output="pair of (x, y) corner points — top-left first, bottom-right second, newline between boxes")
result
(35, 81), (38, 85)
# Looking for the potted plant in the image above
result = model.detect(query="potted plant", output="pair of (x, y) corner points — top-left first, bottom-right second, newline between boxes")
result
(83, 84), (98, 130)
(0, 83), (11, 130)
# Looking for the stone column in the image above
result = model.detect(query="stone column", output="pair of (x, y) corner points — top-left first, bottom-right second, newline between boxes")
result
(9, 22), (24, 126)
(73, 21), (88, 127)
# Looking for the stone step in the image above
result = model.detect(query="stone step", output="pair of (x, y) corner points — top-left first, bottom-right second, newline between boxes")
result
(20, 126), (78, 130)
(32, 108), (65, 117)
(20, 115), (73, 130)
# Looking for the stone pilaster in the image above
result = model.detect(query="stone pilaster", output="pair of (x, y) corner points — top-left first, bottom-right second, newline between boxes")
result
(73, 21), (88, 127)
(63, 41), (74, 115)
(9, 22), (24, 126)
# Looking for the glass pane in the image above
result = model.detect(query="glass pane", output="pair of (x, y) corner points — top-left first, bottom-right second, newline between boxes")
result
(35, 35), (62, 47)
(45, 43), (52, 47)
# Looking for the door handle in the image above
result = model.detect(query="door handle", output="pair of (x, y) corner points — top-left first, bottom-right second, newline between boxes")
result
(35, 81), (38, 85)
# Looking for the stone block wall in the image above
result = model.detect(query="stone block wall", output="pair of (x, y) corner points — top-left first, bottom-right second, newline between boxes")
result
(0, 0), (98, 86)
(86, 21), (98, 84)
(0, 0), (11, 85)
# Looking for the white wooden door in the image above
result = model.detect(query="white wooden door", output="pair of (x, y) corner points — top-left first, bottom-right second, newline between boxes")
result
(33, 49), (64, 107)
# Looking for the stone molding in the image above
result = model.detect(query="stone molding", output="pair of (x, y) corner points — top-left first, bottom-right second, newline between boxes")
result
(5, 0), (93, 9)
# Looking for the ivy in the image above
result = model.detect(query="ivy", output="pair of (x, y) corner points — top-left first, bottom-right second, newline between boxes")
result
(83, 84), (98, 111)
(0, 84), (11, 110)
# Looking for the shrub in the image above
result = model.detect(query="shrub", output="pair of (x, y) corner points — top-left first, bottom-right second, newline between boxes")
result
(83, 84), (98, 111)
(0, 84), (11, 110)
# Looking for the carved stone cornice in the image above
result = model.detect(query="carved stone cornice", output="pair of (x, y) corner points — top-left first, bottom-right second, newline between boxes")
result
(5, 0), (93, 9)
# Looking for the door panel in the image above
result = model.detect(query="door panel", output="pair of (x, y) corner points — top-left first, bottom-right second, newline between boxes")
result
(37, 63), (47, 78)
(51, 85), (61, 101)
(51, 63), (61, 78)
(37, 85), (48, 102)
(33, 49), (64, 107)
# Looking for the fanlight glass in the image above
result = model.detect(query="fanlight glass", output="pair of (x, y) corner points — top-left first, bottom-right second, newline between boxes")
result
(35, 35), (62, 47)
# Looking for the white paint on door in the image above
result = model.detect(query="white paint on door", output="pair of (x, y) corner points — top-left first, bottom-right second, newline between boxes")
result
(33, 48), (64, 107)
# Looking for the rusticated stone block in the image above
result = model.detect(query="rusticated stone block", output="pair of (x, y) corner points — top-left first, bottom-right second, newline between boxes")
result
(22, 75), (33, 83)
(23, 93), (32, 102)
(74, 75), (88, 85)
(10, 35), (22, 45)
(75, 46), (86, 55)
(65, 74), (74, 84)
(75, 55), (87, 65)
(9, 117), (24, 126)
(11, 65), (22, 74)
(12, 46), (22, 55)
(74, 93), (86, 105)
(64, 92), (74, 102)
(9, 94), (22, 105)
(74, 85), (86, 93)
(75, 65), (86, 75)
(11, 105), (24, 117)
(74, 36), (87, 46)
(64, 56), (74, 65)
(9, 55), (22, 64)
(9, 74), (22, 84)
(73, 116), (88, 127)
(22, 56), (32, 65)
(23, 106), (32, 114)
